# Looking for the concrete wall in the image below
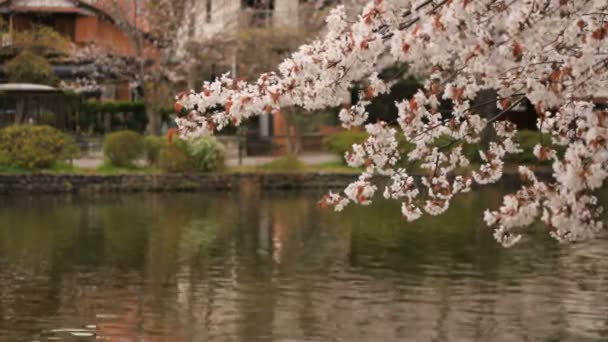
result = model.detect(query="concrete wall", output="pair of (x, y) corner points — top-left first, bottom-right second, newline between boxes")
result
(175, 0), (300, 59)
(273, 0), (299, 28)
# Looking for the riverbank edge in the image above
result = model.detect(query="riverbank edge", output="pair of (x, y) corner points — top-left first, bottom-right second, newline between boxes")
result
(0, 172), (536, 194)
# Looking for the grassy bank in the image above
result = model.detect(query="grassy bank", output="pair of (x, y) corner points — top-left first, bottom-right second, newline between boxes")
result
(0, 162), (161, 175)
(0, 157), (360, 175)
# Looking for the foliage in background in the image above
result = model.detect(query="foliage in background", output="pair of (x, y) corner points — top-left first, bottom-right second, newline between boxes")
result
(103, 130), (144, 167)
(159, 143), (192, 173)
(187, 135), (226, 172)
(187, 27), (314, 85)
(235, 28), (310, 81)
(11, 25), (70, 57)
(80, 100), (148, 133)
(324, 130), (369, 164)
(143, 135), (165, 166)
(508, 130), (566, 165)
(5, 51), (59, 86)
(0, 24), (71, 85)
(325, 129), (564, 167)
(0, 125), (79, 169)
(362, 71), (423, 123)
(158, 136), (226, 173)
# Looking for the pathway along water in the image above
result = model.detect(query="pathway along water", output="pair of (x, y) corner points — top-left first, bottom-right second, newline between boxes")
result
(0, 190), (607, 341)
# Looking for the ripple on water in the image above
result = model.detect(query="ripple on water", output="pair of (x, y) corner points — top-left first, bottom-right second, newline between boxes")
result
(1, 192), (608, 341)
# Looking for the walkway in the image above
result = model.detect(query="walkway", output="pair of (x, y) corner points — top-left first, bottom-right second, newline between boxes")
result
(73, 153), (340, 169)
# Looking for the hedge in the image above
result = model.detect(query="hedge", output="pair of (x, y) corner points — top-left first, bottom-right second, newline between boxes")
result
(79, 100), (147, 133)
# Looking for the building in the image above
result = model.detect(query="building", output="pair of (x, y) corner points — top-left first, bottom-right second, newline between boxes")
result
(175, 0), (321, 155)
(0, 0), (159, 101)
(176, 0), (300, 45)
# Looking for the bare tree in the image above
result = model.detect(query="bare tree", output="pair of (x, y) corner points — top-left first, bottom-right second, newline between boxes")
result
(102, 0), (192, 134)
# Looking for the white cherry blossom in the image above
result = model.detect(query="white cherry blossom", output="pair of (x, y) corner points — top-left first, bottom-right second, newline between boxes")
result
(176, 0), (608, 247)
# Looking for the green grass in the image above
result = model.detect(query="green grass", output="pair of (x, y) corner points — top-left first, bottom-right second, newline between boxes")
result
(0, 161), (162, 175)
(227, 156), (360, 174)
(0, 164), (29, 174)
(0, 162), (79, 174)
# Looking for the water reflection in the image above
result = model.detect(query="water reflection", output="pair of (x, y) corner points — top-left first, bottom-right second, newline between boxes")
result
(0, 190), (607, 341)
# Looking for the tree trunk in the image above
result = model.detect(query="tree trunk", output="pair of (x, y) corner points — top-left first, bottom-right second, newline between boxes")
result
(147, 108), (161, 135)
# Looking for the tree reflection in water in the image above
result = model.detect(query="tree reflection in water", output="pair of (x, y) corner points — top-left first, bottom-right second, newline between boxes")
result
(0, 190), (606, 341)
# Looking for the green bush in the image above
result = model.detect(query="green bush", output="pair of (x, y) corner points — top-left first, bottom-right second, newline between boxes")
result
(187, 135), (226, 172)
(103, 130), (144, 167)
(159, 144), (192, 173)
(0, 125), (79, 169)
(143, 135), (165, 166)
(5, 50), (59, 86)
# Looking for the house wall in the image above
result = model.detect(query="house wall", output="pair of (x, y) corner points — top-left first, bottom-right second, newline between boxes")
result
(74, 14), (157, 61)
(73, 15), (97, 42)
(11, 9), (159, 61)
(115, 81), (131, 101)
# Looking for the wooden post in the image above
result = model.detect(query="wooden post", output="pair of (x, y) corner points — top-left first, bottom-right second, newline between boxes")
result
(104, 112), (112, 133)
(14, 98), (25, 124)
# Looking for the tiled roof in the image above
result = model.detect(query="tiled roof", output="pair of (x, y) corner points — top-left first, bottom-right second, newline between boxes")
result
(0, 0), (149, 32)
(9, 6), (92, 14)
(80, 0), (149, 31)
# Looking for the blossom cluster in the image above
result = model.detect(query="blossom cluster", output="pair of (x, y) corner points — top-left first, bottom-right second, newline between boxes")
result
(176, 0), (608, 247)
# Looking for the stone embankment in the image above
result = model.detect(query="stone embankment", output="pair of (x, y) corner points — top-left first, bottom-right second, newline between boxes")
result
(0, 173), (360, 194)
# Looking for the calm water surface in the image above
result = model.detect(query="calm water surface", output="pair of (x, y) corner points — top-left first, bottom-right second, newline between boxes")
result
(0, 189), (607, 341)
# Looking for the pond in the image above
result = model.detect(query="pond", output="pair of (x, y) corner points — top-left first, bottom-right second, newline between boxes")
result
(0, 189), (607, 341)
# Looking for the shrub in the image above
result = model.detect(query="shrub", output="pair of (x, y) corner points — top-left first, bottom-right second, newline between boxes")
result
(143, 135), (165, 166)
(187, 135), (226, 172)
(0, 125), (79, 169)
(103, 130), (144, 167)
(12, 25), (69, 56)
(159, 144), (192, 173)
(5, 51), (59, 86)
